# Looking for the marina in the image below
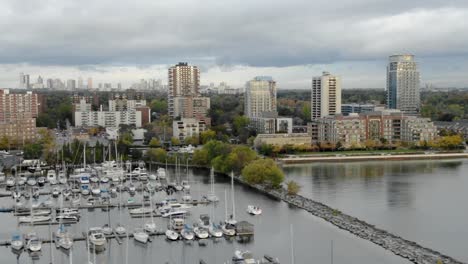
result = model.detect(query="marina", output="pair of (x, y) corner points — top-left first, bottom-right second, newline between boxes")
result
(0, 159), (411, 264)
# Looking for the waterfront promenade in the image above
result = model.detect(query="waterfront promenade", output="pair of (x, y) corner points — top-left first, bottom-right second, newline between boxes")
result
(279, 152), (468, 164)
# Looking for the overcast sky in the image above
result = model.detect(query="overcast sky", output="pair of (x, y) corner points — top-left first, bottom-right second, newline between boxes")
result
(1, 0), (467, 89)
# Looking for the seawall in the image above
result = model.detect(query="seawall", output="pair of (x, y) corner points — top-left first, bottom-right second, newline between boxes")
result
(279, 152), (468, 164)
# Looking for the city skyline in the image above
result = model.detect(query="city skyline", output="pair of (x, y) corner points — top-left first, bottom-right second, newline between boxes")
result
(0, 0), (467, 89)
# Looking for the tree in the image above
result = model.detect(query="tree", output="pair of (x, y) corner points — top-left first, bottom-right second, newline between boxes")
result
(203, 140), (232, 162)
(149, 99), (168, 115)
(145, 148), (167, 163)
(200, 130), (217, 144)
(149, 137), (161, 148)
(192, 148), (209, 166)
(0, 136), (9, 150)
(184, 135), (199, 145)
(171, 137), (181, 146)
(436, 135), (464, 150)
(233, 116), (250, 135)
(24, 143), (43, 159)
(242, 158), (284, 188)
(287, 180), (301, 195)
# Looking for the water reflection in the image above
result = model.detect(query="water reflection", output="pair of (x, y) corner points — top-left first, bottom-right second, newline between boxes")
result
(283, 159), (468, 262)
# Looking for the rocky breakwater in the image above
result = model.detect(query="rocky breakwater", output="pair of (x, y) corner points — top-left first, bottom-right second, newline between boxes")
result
(234, 176), (464, 264)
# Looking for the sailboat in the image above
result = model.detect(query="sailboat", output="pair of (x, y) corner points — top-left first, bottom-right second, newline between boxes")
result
(133, 228), (149, 244)
(115, 185), (126, 236)
(221, 189), (236, 236)
(10, 233), (24, 251)
(180, 224), (195, 240)
(181, 159), (190, 191)
(26, 234), (42, 252)
(206, 167), (219, 202)
(144, 196), (157, 234)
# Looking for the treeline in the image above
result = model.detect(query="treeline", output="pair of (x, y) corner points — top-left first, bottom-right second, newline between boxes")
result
(144, 140), (285, 188)
(257, 135), (465, 157)
(421, 90), (468, 121)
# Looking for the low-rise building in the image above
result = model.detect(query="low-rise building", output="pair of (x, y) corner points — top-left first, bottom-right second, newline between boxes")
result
(254, 133), (311, 148)
(309, 110), (437, 147)
(173, 118), (207, 141)
(73, 94), (150, 128)
(0, 118), (37, 144)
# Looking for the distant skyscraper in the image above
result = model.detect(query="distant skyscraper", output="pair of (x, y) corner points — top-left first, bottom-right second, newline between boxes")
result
(19, 73), (30, 89)
(386, 55), (420, 114)
(37, 76), (43, 84)
(311, 71), (342, 120)
(46, 79), (53, 89)
(244, 76), (277, 118)
(168, 62), (200, 117)
(87, 77), (93, 89)
(67, 79), (76, 90)
(78, 77), (84, 89)
(117, 83), (122, 90)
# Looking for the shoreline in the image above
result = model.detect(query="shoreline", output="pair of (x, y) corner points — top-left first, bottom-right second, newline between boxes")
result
(153, 161), (463, 263)
(278, 152), (468, 164)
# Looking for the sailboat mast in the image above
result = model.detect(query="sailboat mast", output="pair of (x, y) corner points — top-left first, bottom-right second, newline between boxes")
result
(231, 171), (236, 221)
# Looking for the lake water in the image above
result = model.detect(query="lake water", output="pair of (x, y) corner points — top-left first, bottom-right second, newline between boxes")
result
(283, 159), (468, 262)
(0, 167), (409, 264)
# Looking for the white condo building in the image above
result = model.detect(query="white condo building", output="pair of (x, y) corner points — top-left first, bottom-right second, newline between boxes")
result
(386, 54), (420, 115)
(311, 71), (341, 120)
(244, 76), (277, 118)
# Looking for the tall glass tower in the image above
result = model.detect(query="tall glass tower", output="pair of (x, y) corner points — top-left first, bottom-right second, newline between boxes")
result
(386, 55), (420, 115)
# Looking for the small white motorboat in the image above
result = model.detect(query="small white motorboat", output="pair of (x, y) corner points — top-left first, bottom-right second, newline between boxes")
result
(91, 187), (101, 196)
(133, 228), (149, 244)
(144, 221), (157, 234)
(102, 224), (113, 235)
(181, 225), (195, 240)
(52, 188), (61, 197)
(26, 236), (42, 252)
(209, 223), (223, 238)
(165, 229), (179, 241)
(88, 228), (106, 251)
(10, 233), (23, 251)
(115, 224), (126, 235)
(57, 233), (73, 250)
(181, 180), (190, 190)
(26, 178), (36, 186)
(221, 221), (236, 236)
(6, 177), (15, 187)
(129, 207), (153, 216)
(19, 215), (51, 223)
(247, 205), (262, 215)
(193, 225), (209, 239)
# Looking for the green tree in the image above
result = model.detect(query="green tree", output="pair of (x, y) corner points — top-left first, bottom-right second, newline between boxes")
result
(242, 158), (284, 188)
(24, 143), (43, 159)
(223, 146), (257, 174)
(0, 136), (9, 150)
(149, 99), (168, 115)
(145, 148), (167, 162)
(184, 135), (199, 145)
(192, 148), (209, 166)
(203, 140), (232, 162)
(200, 130), (217, 144)
(149, 137), (161, 147)
(171, 137), (181, 146)
(287, 180), (301, 195)
(233, 116), (250, 135)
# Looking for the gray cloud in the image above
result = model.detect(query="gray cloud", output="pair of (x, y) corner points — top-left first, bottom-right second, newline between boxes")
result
(0, 0), (467, 67)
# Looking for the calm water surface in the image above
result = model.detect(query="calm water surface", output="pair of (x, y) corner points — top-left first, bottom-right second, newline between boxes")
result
(0, 167), (409, 264)
(283, 159), (468, 262)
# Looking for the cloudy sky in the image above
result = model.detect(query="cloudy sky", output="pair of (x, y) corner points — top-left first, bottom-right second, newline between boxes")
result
(1, 0), (467, 89)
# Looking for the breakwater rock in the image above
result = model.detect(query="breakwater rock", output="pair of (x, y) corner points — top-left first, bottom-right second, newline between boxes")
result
(235, 177), (464, 264)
